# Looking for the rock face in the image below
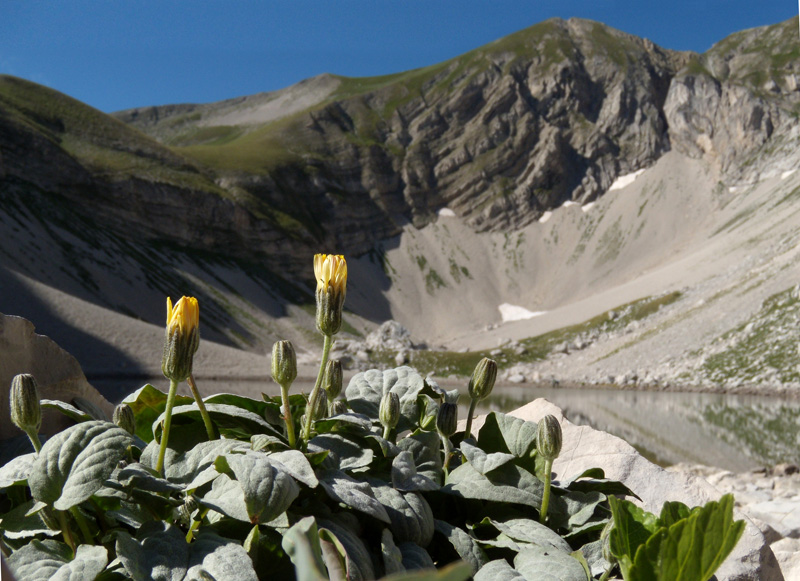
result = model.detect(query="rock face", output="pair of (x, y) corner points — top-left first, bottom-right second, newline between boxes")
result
(0, 313), (113, 440)
(490, 399), (785, 580)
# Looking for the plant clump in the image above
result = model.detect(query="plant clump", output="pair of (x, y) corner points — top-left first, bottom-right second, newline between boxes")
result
(0, 254), (743, 580)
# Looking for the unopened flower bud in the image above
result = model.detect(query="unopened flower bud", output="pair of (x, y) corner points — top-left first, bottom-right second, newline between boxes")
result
(271, 340), (297, 387)
(113, 403), (136, 435)
(379, 392), (400, 431)
(314, 254), (347, 336)
(600, 519), (616, 565)
(309, 389), (328, 422)
(436, 402), (458, 438)
(536, 414), (563, 462)
(322, 359), (343, 401)
(330, 399), (348, 416)
(162, 296), (200, 382)
(468, 358), (497, 401)
(10, 374), (41, 433)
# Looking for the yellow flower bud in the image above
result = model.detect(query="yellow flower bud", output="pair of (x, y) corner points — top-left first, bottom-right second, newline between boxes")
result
(162, 296), (200, 382)
(314, 254), (347, 336)
(271, 340), (298, 387)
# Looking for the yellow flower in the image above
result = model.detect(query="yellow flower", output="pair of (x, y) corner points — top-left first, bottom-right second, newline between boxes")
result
(314, 254), (347, 336)
(314, 254), (347, 294)
(162, 296), (200, 382)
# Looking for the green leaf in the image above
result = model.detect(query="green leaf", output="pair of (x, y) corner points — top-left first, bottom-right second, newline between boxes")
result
(40, 399), (92, 423)
(485, 518), (573, 554)
(550, 490), (607, 531)
(443, 462), (543, 507)
(281, 517), (329, 581)
(631, 494), (746, 581)
(513, 545), (589, 581)
(608, 496), (659, 565)
(204, 392), (270, 418)
(370, 483), (435, 546)
(460, 440), (516, 474)
(318, 470), (391, 524)
(477, 412), (538, 459)
(187, 530), (259, 581)
(392, 451), (439, 491)
(314, 412), (373, 433)
(384, 561), (472, 581)
(658, 500), (693, 528)
(0, 452), (36, 488)
(345, 367), (426, 431)
(153, 403), (283, 441)
(122, 384), (193, 443)
(116, 522), (189, 581)
(0, 499), (59, 539)
(142, 438), (249, 485)
(29, 421), (132, 510)
(433, 520), (488, 575)
(223, 452), (300, 524)
(269, 449), (319, 488)
(399, 542), (435, 571)
(318, 518), (377, 581)
(473, 559), (525, 581)
(310, 433), (374, 471)
(398, 430), (443, 484)
(114, 463), (184, 494)
(382, 528), (406, 575)
(8, 540), (107, 581)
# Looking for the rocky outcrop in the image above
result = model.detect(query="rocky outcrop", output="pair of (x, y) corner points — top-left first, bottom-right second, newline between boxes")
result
(0, 313), (114, 440)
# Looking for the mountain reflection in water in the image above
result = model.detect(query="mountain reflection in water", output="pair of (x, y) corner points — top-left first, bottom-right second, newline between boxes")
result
(95, 377), (800, 472)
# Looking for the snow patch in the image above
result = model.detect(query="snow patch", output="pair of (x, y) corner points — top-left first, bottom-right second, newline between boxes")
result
(499, 303), (547, 322)
(438, 208), (456, 217)
(582, 202), (596, 213)
(782, 170), (796, 180)
(609, 169), (646, 191)
(561, 200), (579, 208)
(539, 211), (552, 223)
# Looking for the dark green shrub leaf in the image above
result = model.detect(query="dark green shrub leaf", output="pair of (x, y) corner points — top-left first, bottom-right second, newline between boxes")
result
(29, 420), (132, 510)
(345, 367), (426, 432)
(318, 470), (391, 524)
(8, 540), (107, 581)
(116, 522), (188, 581)
(658, 500), (692, 527)
(608, 496), (659, 565)
(434, 520), (488, 574)
(513, 545), (588, 580)
(122, 384), (193, 443)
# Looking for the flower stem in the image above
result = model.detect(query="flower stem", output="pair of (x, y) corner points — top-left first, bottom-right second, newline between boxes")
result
(301, 333), (333, 443)
(599, 567), (613, 581)
(156, 379), (179, 476)
(463, 398), (478, 441)
(70, 506), (93, 544)
(185, 507), (210, 543)
(58, 510), (76, 554)
(539, 458), (554, 525)
(25, 428), (42, 455)
(188, 374), (216, 440)
(441, 435), (453, 473)
(280, 382), (297, 448)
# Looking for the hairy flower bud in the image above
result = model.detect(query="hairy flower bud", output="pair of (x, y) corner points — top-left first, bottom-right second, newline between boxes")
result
(162, 296), (200, 382)
(314, 254), (347, 336)
(468, 357), (497, 401)
(271, 340), (298, 386)
(322, 359), (343, 401)
(309, 389), (328, 422)
(10, 374), (41, 433)
(379, 392), (400, 431)
(436, 402), (458, 438)
(113, 403), (136, 435)
(536, 414), (563, 462)
(600, 519), (616, 565)
(330, 399), (348, 416)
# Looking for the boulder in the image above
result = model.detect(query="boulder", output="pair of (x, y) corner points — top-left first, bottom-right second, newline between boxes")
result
(0, 313), (114, 441)
(364, 320), (414, 352)
(468, 399), (783, 581)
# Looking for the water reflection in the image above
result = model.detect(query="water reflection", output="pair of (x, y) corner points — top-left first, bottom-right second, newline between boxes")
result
(93, 377), (800, 471)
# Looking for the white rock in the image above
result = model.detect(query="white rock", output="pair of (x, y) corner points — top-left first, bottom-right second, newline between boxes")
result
(507, 374), (525, 384)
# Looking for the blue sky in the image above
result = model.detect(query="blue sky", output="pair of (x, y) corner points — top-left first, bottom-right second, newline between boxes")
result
(0, 1), (795, 113)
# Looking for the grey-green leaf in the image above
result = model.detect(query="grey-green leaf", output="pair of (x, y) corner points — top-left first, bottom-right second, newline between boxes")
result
(478, 412), (538, 459)
(399, 542), (435, 571)
(310, 433), (374, 471)
(486, 518), (573, 554)
(473, 559), (525, 581)
(345, 367), (426, 431)
(29, 421), (133, 510)
(434, 520), (488, 574)
(116, 522), (189, 581)
(514, 545), (589, 581)
(397, 430), (443, 484)
(9, 540), (107, 581)
(460, 441), (516, 474)
(443, 462), (543, 507)
(370, 483), (434, 546)
(0, 452), (36, 488)
(187, 530), (259, 581)
(225, 452), (300, 524)
(382, 528), (406, 575)
(282, 517), (328, 581)
(40, 399), (92, 423)
(392, 451), (438, 491)
(0, 499), (59, 539)
(269, 449), (319, 488)
(319, 470), (391, 523)
(142, 438), (249, 484)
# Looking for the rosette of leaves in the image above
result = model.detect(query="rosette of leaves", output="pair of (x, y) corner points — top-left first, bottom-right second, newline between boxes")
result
(0, 367), (743, 581)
